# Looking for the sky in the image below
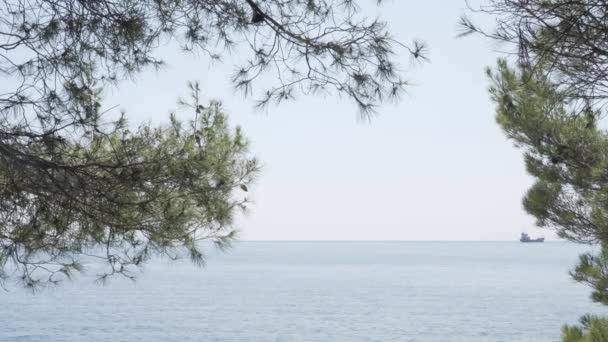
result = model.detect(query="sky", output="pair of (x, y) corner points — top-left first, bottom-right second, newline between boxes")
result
(104, 0), (546, 241)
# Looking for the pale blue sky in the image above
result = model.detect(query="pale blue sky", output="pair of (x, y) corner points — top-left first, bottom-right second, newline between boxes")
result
(104, 0), (545, 241)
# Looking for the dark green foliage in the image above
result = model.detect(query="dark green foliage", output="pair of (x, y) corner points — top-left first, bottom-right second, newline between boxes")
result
(571, 247), (608, 305)
(488, 60), (608, 341)
(562, 315), (608, 342)
(488, 61), (608, 243)
(471, 0), (608, 250)
(0, 82), (258, 289)
(471, 1), (608, 336)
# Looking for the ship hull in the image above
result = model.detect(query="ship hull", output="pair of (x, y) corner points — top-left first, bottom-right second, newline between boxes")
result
(520, 238), (544, 243)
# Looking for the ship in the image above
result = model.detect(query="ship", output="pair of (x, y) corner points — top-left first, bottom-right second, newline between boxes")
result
(520, 232), (544, 243)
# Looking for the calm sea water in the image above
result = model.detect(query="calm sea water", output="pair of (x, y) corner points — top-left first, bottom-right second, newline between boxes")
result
(1, 241), (606, 342)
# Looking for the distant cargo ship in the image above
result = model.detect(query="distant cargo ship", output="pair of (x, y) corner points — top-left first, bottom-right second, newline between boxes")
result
(520, 232), (544, 243)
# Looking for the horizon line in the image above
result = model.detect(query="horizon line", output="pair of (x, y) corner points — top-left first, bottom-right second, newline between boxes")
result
(235, 239), (566, 243)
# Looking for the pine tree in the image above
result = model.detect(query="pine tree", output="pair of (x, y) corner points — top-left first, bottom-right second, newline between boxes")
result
(464, 2), (608, 337)
(488, 60), (608, 341)
(0, 1), (425, 288)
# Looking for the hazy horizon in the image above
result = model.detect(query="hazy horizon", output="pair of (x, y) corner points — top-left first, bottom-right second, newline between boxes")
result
(235, 238), (562, 242)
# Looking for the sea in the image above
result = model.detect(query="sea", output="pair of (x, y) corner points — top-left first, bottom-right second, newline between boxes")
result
(1, 241), (606, 342)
